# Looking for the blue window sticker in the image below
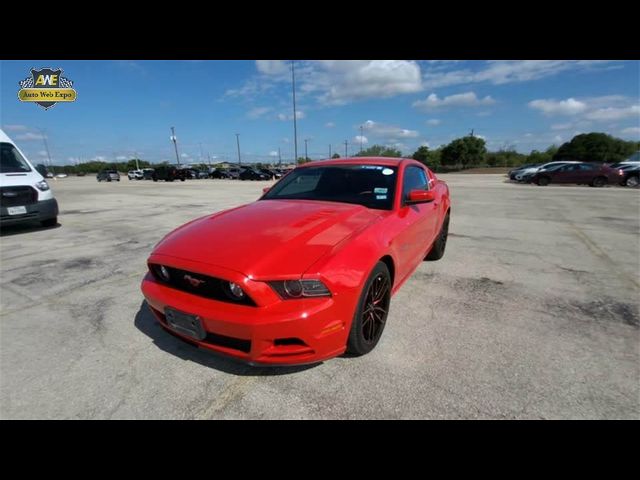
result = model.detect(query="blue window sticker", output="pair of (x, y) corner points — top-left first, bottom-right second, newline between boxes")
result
(382, 168), (394, 176)
(374, 187), (388, 194)
(376, 194), (387, 200)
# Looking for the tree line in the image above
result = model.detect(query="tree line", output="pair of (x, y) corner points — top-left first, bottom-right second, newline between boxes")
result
(45, 132), (639, 174)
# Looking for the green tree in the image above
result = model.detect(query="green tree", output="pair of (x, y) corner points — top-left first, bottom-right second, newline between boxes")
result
(331, 153), (341, 159)
(356, 144), (402, 157)
(412, 145), (429, 164)
(440, 135), (487, 167)
(553, 132), (637, 163)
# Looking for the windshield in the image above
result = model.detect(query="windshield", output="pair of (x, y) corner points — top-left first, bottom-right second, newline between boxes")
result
(1, 142), (32, 173)
(262, 164), (398, 210)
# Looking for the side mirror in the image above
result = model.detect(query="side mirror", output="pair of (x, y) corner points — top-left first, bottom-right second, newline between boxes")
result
(406, 189), (435, 204)
(262, 187), (270, 194)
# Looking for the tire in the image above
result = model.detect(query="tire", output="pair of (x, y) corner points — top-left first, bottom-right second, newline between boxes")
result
(537, 176), (550, 186)
(346, 261), (391, 356)
(41, 217), (57, 228)
(153, 178), (158, 182)
(591, 176), (607, 188)
(625, 175), (639, 187)
(426, 212), (450, 261)
(180, 178), (185, 182)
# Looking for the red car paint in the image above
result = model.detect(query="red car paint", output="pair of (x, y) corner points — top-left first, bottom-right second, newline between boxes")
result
(141, 157), (450, 365)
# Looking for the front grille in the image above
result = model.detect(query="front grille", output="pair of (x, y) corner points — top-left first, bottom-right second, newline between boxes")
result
(149, 264), (256, 306)
(0, 186), (38, 207)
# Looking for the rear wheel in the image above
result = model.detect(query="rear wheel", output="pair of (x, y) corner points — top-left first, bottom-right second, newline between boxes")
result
(591, 176), (607, 187)
(626, 175), (639, 187)
(426, 212), (449, 261)
(537, 176), (550, 186)
(346, 262), (391, 356)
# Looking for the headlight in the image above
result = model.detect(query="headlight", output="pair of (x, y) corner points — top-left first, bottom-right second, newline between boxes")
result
(151, 264), (171, 281)
(35, 180), (50, 191)
(268, 279), (331, 299)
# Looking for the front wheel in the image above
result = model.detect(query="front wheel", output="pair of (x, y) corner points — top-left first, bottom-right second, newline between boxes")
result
(346, 262), (391, 356)
(591, 176), (607, 187)
(626, 175), (639, 187)
(426, 212), (449, 261)
(537, 176), (550, 186)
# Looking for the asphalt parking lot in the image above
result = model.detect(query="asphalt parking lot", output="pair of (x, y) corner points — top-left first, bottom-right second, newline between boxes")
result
(1, 175), (638, 419)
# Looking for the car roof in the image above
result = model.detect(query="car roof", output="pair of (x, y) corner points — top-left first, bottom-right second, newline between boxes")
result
(296, 156), (416, 168)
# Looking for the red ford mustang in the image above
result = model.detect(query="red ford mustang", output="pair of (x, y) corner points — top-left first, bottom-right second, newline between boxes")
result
(141, 157), (450, 365)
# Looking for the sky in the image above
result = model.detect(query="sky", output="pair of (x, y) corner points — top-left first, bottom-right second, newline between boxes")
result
(1, 60), (638, 165)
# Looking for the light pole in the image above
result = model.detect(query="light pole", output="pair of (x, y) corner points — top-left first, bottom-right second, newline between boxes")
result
(291, 60), (298, 163)
(329, 144), (331, 158)
(360, 125), (364, 154)
(304, 139), (310, 161)
(235, 133), (242, 165)
(278, 147), (282, 166)
(170, 127), (180, 165)
(35, 127), (53, 173)
(344, 140), (348, 157)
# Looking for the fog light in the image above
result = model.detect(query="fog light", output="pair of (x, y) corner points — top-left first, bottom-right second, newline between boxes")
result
(229, 282), (245, 298)
(159, 265), (170, 281)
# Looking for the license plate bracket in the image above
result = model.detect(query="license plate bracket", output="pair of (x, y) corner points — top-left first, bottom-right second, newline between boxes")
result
(164, 308), (206, 340)
(7, 206), (27, 215)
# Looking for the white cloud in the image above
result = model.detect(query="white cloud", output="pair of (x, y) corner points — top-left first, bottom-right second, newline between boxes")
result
(116, 155), (127, 160)
(524, 133), (533, 138)
(528, 98), (588, 116)
(2, 124), (29, 132)
(325, 122), (335, 128)
(420, 141), (430, 147)
(181, 153), (189, 158)
(256, 60), (289, 76)
(422, 60), (620, 89)
(585, 105), (639, 121)
(362, 120), (419, 139)
(37, 150), (48, 157)
(247, 106), (271, 119)
(278, 110), (305, 121)
(269, 151), (279, 157)
(621, 126), (640, 136)
(554, 135), (564, 143)
(413, 92), (495, 110)
(426, 119), (441, 126)
(15, 132), (46, 141)
(354, 135), (369, 145)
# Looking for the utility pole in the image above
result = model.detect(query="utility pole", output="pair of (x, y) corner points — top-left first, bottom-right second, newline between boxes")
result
(291, 60), (299, 163)
(235, 133), (242, 165)
(360, 125), (364, 153)
(170, 127), (180, 165)
(278, 147), (282, 166)
(344, 140), (348, 158)
(329, 144), (331, 158)
(199, 143), (204, 165)
(304, 139), (309, 161)
(207, 152), (211, 167)
(134, 151), (139, 171)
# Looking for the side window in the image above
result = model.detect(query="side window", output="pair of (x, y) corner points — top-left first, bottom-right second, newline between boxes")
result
(402, 166), (428, 201)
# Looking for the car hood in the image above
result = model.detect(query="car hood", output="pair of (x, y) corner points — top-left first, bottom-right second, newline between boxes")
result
(154, 199), (381, 278)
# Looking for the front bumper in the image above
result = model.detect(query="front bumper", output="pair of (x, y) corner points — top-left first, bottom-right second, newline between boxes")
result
(0, 198), (58, 225)
(141, 272), (353, 365)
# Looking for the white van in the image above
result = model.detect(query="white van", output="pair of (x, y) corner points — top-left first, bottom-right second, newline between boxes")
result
(0, 129), (59, 227)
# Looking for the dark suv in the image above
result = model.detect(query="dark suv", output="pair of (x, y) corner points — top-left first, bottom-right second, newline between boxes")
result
(152, 166), (186, 182)
(97, 170), (120, 182)
(239, 168), (270, 181)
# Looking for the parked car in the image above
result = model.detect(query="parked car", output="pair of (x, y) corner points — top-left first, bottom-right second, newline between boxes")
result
(55, 173), (68, 178)
(142, 168), (155, 180)
(141, 157), (451, 365)
(239, 168), (270, 181)
(128, 169), (144, 180)
(76, 172), (86, 177)
(226, 167), (243, 179)
(152, 165), (186, 182)
(516, 161), (580, 182)
(97, 170), (120, 182)
(530, 162), (624, 187)
(259, 168), (282, 180)
(209, 168), (231, 179)
(508, 163), (540, 181)
(619, 163), (639, 187)
(0, 128), (59, 228)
